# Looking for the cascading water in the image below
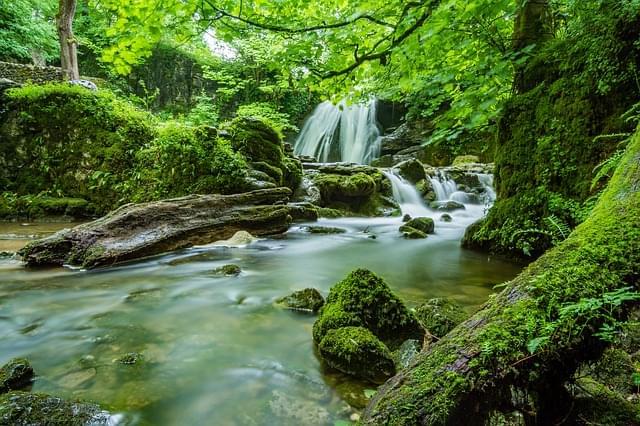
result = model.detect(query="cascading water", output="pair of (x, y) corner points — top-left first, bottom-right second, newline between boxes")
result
(429, 171), (458, 201)
(382, 171), (430, 218)
(294, 100), (381, 164)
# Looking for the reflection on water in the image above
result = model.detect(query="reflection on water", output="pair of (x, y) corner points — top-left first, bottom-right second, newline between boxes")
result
(0, 215), (522, 425)
(0, 222), (84, 252)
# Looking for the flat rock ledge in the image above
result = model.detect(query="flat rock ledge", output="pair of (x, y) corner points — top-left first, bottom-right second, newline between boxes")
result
(19, 188), (294, 268)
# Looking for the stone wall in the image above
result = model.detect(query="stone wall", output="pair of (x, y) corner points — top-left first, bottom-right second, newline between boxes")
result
(0, 61), (64, 84)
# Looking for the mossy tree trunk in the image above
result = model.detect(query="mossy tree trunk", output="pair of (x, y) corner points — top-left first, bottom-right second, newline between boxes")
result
(57, 0), (79, 80)
(363, 129), (640, 424)
(513, 0), (552, 93)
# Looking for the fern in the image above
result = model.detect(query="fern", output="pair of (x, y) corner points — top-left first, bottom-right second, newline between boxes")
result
(591, 149), (625, 190)
(544, 214), (572, 244)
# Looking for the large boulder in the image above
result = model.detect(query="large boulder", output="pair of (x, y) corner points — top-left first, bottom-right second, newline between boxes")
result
(0, 359), (33, 394)
(19, 188), (294, 268)
(313, 269), (424, 349)
(318, 327), (396, 384)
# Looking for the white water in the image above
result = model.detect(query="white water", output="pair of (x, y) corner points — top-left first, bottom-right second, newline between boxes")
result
(429, 171), (458, 201)
(383, 171), (430, 218)
(294, 100), (382, 164)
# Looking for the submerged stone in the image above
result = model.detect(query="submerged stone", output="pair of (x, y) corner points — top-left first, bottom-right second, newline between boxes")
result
(414, 298), (467, 338)
(117, 352), (144, 365)
(212, 264), (242, 276)
(276, 288), (325, 313)
(440, 214), (453, 222)
(318, 326), (395, 384)
(399, 227), (428, 239)
(0, 391), (114, 425)
(430, 200), (466, 212)
(313, 269), (424, 349)
(300, 226), (347, 235)
(0, 358), (34, 394)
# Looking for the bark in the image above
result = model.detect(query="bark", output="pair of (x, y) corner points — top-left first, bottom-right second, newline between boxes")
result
(362, 129), (640, 424)
(513, 0), (552, 93)
(19, 188), (294, 268)
(57, 0), (79, 80)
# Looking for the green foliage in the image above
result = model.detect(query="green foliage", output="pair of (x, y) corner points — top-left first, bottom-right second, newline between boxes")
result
(128, 122), (248, 201)
(185, 93), (219, 126)
(235, 102), (297, 135)
(0, 0), (58, 63)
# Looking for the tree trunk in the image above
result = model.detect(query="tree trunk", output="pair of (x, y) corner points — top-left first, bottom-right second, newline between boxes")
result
(512, 0), (551, 93)
(57, 0), (79, 80)
(19, 188), (295, 268)
(363, 128), (640, 424)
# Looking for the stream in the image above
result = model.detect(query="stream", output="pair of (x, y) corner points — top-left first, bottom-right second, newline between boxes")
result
(0, 170), (523, 425)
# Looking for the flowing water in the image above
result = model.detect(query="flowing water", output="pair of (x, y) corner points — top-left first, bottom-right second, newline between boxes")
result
(0, 173), (523, 425)
(293, 100), (381, 164)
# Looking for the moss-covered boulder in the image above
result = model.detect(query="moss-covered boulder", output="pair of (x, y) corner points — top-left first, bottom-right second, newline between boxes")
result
(276, 288), (325, 313)
(392, 159), (426, 184)
(414, 298), (467, 338)
(318, 327), (396, 384)
(225, 117), (302, 192)
(0, 359), (33, 394)
(400, 217), (435, 235)
(308, 167), (397, 217)
(313, 269), (424, 349)
(0, 391), (113, 425)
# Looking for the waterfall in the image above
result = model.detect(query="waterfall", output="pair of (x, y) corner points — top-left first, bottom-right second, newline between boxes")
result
(382, 171), (430, 217)
(294, 100), (381, 164)
(429, 171), (458, 201)
(477, 173), (496, 203)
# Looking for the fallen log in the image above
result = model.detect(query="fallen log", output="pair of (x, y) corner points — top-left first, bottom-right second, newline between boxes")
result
(363, 130), (640, 424)
(19, 188), (293, 268)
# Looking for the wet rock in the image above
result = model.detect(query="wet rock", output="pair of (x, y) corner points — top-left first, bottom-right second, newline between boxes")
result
(380, 124), (415, 155)
(300, 226), (346, 235)
(58, 368), (96, 389)
(117, 352), (144, 365)
(400, 228), (428, 239)
(287, 203), (319, 222)
(318, 327), (395, 384)
(402, 214), (412, 223)
(414, 298), (467, 338)
(392, 159), (426, 184)
(0, 251), (15, 259)
(0, 358), (34, 394)
(20, 189), (293, 268)
(0, 391), (114, 425)
(313, 269), (424, 350)
(213, 264), (242, 276)
(212, 230), (257, 247)
(402, 217), (435, 234)
(243, 176), (278, 191)
(440, 214), (453, 222)
(276, 288), (325, 313)
(316, 163), (378, 176)
(430, 200), (466, 212)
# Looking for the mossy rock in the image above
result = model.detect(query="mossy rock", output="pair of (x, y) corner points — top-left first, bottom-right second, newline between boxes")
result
(313, 269), (424, 350)
(399, 226), (428, 239)
(0, 391), (112, 425)
(440, 214), (453, 222)
(414, 298), (467, 338)
(313, 172), (377, 200)
(318, 326), (396, 384)
(213, 264), (242, 276)
(452, 155), (480, 166)
(393, 159), (426, 184)
(276, 288), (325, 313)
(227, 116), (284, 165)
(402, 217), (434, 234)
(117, 352), (144, 365)
(568, 378), (640, 425)
(0, 358), (33, 394)
(300, 226), (347, 235)
(585, 348), (637, 394)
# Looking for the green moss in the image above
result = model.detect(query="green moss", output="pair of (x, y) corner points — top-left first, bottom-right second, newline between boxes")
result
(213, 264), (242, 276)
(275, 288), (325, 313)
(0, 194), (96, 219)
(313, 269), (424, 350)
(414, 298), (467, 338)
(401, 217), (434, 235)
(318, 326), (396, 384)
(452, 155), (480, 166)
(569, 378), (640, 425)
(0, 391), (108, 425)
(399, 226), (428, 239)
(0, 359), (33, 394)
